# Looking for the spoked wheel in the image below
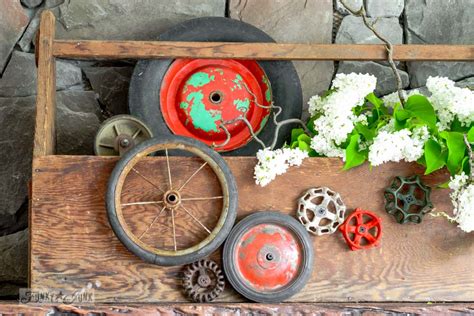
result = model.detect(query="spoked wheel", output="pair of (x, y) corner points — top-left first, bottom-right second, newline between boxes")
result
(106, 135), (238, 266)
(129, 17), (302, 155)
(223, 212), (314, 303)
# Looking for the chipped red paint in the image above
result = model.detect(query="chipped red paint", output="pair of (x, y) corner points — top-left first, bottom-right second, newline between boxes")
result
(234, 223), (302, 292)
(160, 59), (271, 151)
(339, 208), (382, 251)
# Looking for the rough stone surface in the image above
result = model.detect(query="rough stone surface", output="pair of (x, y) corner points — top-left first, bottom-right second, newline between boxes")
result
(338, 61), (409, 96)
(456, 77), (474, 90)
(365, 0), (404, 17)
(0, 92), (100, 220)
(54, 0), (225, 40)
(83, 67), (133, 115)
(20, 0), (43, 8)
(0, 229), (28, 297)
(230, 0), (334, 110)
(335, 0), (363, 15)
(336, 15), (403, 45)
(0, 1), (30, 74)
(0, 51), (83, 97)
(405, 0), (474, 87)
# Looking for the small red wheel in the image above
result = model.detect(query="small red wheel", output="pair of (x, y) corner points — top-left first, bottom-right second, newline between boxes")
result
(339, 208), (382, 251)
(223, 212), (313, 303)
(160, 59), (272, 152)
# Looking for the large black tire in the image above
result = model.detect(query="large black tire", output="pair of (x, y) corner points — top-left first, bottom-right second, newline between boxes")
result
(223, 211), (314, 303)
(106, 135), (238, 266)
(128, 17), (303, 156)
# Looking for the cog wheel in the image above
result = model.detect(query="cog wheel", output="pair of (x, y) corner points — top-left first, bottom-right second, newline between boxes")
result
(339, 208), (382, 251)
(384, 175), (433, 224)
(183, 259), (225, 303)
(297, 187), (346, 236)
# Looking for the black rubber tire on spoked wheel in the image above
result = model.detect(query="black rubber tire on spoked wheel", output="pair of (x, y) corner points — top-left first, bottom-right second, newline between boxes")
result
(128, 17), (303, 156)
(106, 135), (238, 266)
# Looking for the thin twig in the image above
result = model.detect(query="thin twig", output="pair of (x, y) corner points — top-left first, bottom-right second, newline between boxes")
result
(339, 0), (405, 106)
(463, 134), (474, 183)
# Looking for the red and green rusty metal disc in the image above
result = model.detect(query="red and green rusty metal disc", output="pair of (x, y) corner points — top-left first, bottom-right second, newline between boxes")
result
(160, 59), (272, 152)
(233, 223), (303, 292)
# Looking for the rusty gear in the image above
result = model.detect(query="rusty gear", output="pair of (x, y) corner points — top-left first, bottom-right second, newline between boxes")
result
(384, 175), (433, 224)
(297, 187), (346, 236)
(183, 259), (225, 302)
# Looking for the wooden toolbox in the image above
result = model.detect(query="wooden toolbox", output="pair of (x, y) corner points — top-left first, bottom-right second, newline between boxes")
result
(27, 10), (474, 313)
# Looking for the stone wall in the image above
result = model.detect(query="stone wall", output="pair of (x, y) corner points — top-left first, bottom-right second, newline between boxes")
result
(0, 0), (472, 297)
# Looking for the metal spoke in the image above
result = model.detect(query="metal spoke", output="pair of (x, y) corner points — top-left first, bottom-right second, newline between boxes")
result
(131, 167), (165, 194)
(131, 128), (142, 139)
(180, 196), (223, 202)
(113, 123), (121, 136)
(122, 201), (163, 206)
(181, 204), (212, 234)
(171, 208), (177, 251)
(165, 148), (173, 189)
(138, 205), (166, 240)
(177, 162), (208, 192)
(99, 142), (115, 149)
(365, 233), (376, 243)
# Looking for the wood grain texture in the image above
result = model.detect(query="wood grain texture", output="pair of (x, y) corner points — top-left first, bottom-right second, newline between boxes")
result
(30, 156), (474, 303)
(52, 41), (474, 61)
(1, 302), (473, 316)
(33, 11), (56, 158)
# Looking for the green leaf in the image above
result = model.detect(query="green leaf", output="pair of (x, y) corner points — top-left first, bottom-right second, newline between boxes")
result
(297, 133), (312, 144)
(366, 92), (383, 108)
(355, 123), (376, 141)
(343, 134), (367, 170)
(462, 156), (471, 175)
(291, 128), (304, 143)
(440, 131), (466, 174)
(424, 140), (447, 174)
(298, 140), (310, 151)
(306, 117), (317, 135)
(404, 95), (437, 129)
(437, 181), (450, 189)
(468, 126), (474, 143)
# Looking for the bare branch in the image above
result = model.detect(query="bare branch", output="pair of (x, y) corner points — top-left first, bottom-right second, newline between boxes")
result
(339, 0), (406, 106)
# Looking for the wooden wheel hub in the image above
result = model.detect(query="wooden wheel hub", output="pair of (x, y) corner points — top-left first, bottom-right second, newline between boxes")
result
(164, 190), (181, 208)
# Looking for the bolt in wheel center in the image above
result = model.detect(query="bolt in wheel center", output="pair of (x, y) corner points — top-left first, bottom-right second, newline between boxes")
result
(358, 225), (367, 234)
(197, 274), (212, 287)
(209, 90), (223, 104)
(164, 190), (181, 208)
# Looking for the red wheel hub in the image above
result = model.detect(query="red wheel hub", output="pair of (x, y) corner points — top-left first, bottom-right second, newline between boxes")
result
(339, 208), (382, 251)
(160, 59), (272, 151)
(234, 223), (303, 292)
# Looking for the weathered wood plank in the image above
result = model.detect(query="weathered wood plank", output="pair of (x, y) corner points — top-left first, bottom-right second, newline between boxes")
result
(52, 41), (474, 61)
(30, 156), (474, 303)
(1, 302), (473, 315)
(33, 11), (56, 157)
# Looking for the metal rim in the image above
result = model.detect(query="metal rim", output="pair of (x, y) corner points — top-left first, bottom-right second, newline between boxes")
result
(94, 115), (153, 156)
(160, 59), (272, 151)
(223, 211), (314, 303)
(107, 136), (238, 265)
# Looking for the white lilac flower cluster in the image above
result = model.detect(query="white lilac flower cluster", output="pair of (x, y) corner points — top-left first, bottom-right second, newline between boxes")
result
(448, 173), (474, 233)
(254, 147), (308, 186)
(368, 125), (430, 166)
(308, 73), (377, 158)
(427, 77), (474, 131)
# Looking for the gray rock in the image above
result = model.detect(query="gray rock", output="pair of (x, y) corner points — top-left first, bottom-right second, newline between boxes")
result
(365, 0), (404, 17)
(0, 51), (83, 97)
(338, 61), (409, 96)
(54, 0), (225, 40)
(0, 92), (100, 219)
(83, 67), (133, 115)
(0, 1), (30, 74)
(456, 77), (474, 90)
(20, 0), (43, 8)
(405, 0), (474, 87)
(336, 15), (403, 45)
(335, 0), (363, 15)
(229, 0), (334, 110)
(0, 230), (28, 297)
